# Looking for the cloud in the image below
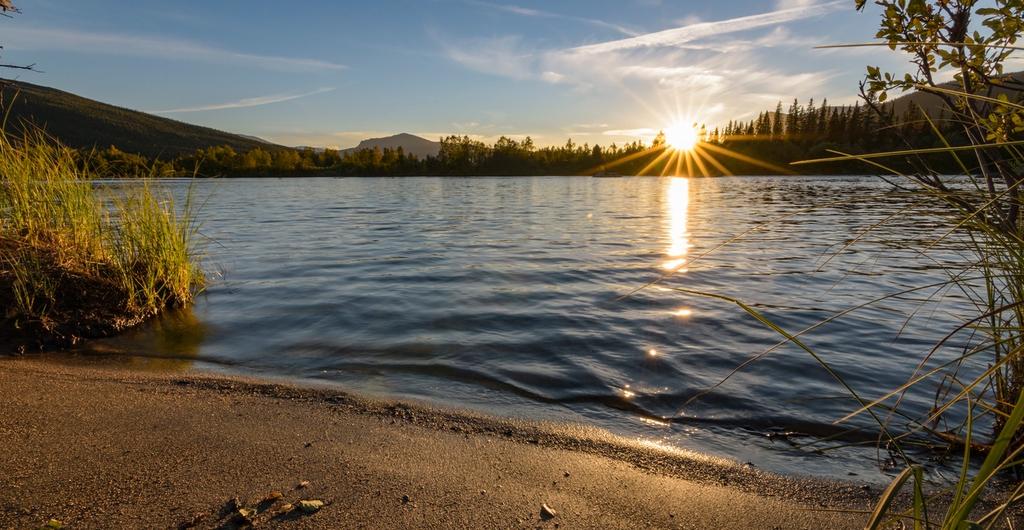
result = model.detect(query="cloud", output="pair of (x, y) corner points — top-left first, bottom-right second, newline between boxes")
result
(603, 127), (658, 137)
(540, 71), (567, 84)
(433, 2), (849, 137)
(466, 1), (640, 36)
(566, 0), (844, 55)
(149, 87), (336, 114)
(4, 26), (347, 72)
(439, 34), (535, 79)
(440, 2), (845, 84)
(775, 0), (823, 9)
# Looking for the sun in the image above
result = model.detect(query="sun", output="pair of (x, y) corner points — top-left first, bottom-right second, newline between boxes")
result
(664, 123), (700, 151)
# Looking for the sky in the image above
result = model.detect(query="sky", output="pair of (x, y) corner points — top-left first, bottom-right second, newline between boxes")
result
(0, 0), (946, 149)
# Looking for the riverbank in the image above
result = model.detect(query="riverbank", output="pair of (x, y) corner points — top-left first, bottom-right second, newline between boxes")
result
(0, 358), (873, 529)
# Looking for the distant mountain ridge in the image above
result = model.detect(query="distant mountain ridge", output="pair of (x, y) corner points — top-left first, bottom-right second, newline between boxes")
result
(343, 133), (440, 158)
(0, 79), (279, 158)
(887, 71), (1024, 117)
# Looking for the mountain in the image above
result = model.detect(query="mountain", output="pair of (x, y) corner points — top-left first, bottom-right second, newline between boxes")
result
(0, 79), (279, 158)
(343, 133), (440, 158)
(887, 72), (1024, 117)
(236, 134), (273, 144)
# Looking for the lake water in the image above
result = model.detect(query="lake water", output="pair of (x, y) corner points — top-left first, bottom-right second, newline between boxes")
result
(79, 176), (974, 481)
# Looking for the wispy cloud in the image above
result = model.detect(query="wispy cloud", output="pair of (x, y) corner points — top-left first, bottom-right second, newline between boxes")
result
(4, 26), (347, 72)
(149, 87), (336, 114)
(437, 1), (847, 134)
(566, 0), (844, 55)
(439, 34), (536, 79)
(466, 0), (640, 36)
(440, 2), (845, 84)
(603, 127), (658, 137)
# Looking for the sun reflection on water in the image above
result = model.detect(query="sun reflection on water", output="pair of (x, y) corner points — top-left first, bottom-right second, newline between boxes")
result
(663, 177), (690, 271)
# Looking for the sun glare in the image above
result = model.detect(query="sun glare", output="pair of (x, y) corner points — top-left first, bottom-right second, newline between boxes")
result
(665, 123), (699, 151)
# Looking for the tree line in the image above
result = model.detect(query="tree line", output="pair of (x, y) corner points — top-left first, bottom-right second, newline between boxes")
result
(82, 96), (962, 178)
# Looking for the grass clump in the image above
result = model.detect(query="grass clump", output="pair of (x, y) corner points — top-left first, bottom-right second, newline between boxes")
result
(0, 129), (203, 351)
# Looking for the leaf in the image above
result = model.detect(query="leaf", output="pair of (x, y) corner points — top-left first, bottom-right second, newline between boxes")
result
(297, 500), (325, 513)
(866, 466), (917, 530)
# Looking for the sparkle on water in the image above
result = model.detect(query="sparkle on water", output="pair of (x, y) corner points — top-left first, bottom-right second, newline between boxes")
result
(79, 175), (974, 481)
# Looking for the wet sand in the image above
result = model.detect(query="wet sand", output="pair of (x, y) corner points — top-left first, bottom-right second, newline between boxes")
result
(0, 358), (872, 529)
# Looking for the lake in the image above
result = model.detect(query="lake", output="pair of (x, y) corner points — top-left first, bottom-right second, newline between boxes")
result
(78, 175), (972, 481)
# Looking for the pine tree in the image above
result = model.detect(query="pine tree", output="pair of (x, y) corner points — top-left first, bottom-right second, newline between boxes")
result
(771, 102), (784, 140)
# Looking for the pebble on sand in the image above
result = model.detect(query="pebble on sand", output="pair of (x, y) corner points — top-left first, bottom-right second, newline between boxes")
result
(297, 500), (325, 513)
(540, 503), (557, 520)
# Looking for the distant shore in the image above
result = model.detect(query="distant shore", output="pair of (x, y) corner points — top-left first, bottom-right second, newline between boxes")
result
(0, 358), (871, 529)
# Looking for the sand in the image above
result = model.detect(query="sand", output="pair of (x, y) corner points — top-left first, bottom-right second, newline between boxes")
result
(0, 358), (874, 529)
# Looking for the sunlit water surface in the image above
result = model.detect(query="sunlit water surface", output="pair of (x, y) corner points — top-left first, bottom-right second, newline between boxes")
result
(77, 176), (977, 481)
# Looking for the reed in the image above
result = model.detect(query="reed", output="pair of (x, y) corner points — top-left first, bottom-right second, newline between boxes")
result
(0, 128), (203, 349)
(799, 0), (1024, 525)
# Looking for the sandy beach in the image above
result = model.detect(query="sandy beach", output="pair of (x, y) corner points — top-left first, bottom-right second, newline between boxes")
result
(0, 358), (875, 529)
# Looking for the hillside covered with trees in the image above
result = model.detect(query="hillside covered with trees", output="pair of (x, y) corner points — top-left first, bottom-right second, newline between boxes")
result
(0, 80), (278, 158)
(3, 78), (985, 177)
(106, 93), (968, 177)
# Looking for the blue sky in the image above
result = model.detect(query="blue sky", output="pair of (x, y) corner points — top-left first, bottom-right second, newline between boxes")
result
(1, 0), (931, 148)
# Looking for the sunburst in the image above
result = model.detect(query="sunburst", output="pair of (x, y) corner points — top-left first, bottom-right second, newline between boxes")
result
(584, 112), (794, 178)
(664, 122), (699, 152)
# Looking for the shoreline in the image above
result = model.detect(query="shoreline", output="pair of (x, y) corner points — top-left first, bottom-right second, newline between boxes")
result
(0, 357), (872, 529)
(137, 172), (894, 179)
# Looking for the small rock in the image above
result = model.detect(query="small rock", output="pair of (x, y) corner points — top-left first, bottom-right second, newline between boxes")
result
(563, 471), (570, 478)
(42, 520), (63, 529)
(540, 503), (557, 520)
(297, 480), (310, 489)
(401, 494), (411, 504)
(480, 490), (487, 495)
(304, 442), (313, 448)
(297, 500), (325, 514)
(279, 503), (294, 513)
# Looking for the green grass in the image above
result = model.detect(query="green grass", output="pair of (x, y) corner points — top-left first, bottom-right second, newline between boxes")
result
(0, 128), (204, 349)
